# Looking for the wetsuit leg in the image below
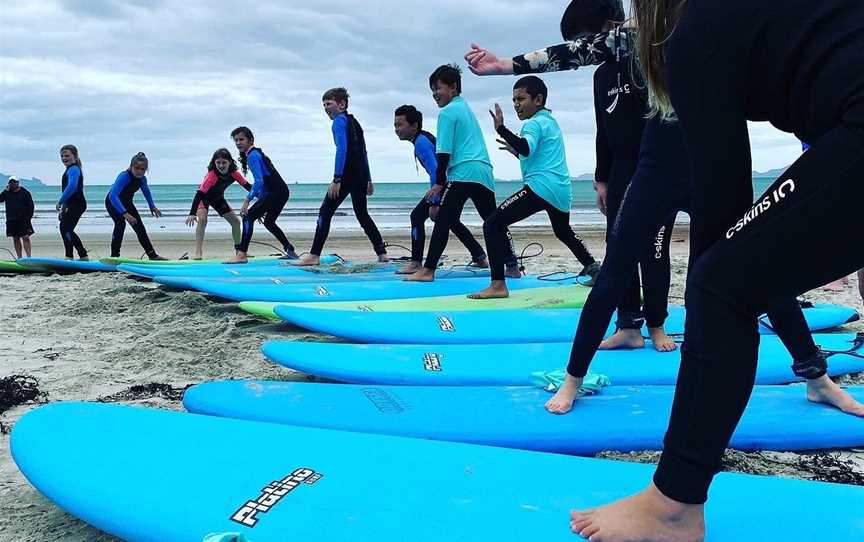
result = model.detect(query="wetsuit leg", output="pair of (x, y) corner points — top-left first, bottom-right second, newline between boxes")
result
(423, 181), (471, 270)
(655, 120), (864, 505)
(106, 199), (126, 257)
(448, 217), (487, 263)
(640, 214), (676, 328)
(349, 180), (386, 255)
(310, 184), (350, 255)
(238, 198), (267, 253)
(483, 187), (547, 280)
(261, 192), (294, 253)
(59, 203), (87, 258)
(567, 119), (689, 377)
(125, 203), (156, 257)
(605, 185), (644, 329)
(469, 184), (518, 268)
(410, 198), (430, 262)
(545, 202), (596, 268)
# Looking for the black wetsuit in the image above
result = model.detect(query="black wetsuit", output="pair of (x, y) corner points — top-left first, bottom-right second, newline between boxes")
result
(238, 148), (294, 254)
(514, 28), (671, 329)
(58, 164), (87, 258)
(652, 0), (864, 505)
(311, 112), (386, 256)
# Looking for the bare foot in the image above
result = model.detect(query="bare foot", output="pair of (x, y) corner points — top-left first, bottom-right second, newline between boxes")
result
(471, 257), (490, 268)
(545, 374), (583, 414)
(807, 376), (864, 416)
(396, 261), (422, 275)
(224, 254), (248, 264)
(467, 281), (509, 299)
(377, 254), (390, 263)
(570, 482), (705, 542)
(296, 254), (320, 267)
(504, 264), (522, 279)
(822, 276), (849, 291)
(403, 268), (435, 282)
(599, 329), (645, 350)
(648, 327), (678, 352)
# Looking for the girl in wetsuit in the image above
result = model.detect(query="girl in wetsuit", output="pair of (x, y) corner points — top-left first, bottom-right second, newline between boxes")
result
(185, 148), (251, 259)
(224, 127), (296, 264)
(104, 152), (165, 260)
(566, 1), (864, 540)
(56, 144), (88, 260)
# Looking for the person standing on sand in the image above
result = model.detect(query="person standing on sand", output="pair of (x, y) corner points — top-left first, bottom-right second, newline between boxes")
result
(224, 127), (297, 264)
(404, 64), (520, 283)
(185, 148), (251, 260)
(393, 104), (489, 273)
(56, 144), (88, 260)
(465, 0), (677, 349)
(0, 177), (34, 258)
(105, 153), (167, 260)
(297, 88), (388, 266)
(564, 1), (864, 540)
(468, 76), (599, 299)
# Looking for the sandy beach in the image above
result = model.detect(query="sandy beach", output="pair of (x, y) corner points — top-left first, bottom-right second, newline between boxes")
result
(1, 224), (863, 541)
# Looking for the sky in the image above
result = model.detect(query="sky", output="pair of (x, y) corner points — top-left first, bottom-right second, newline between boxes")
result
(0, 0), (803, 185)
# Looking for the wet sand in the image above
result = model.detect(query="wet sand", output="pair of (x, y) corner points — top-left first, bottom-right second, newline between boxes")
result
(1, 225), (862, 540)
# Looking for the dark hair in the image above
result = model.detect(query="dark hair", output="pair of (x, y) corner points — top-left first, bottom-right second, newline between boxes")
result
(322, 87), (350, 105)
(128, 152), (148, 171)
(560, 0), (625, 40)
(230, 126), (255, 174)
(207, 148), (238, 174)
(633, 0), (687, 118)
(428, 64), (462, 93)
(394, 105), (423, 131)
(513, 76), (549, 106)
(60, 144), (83, 170)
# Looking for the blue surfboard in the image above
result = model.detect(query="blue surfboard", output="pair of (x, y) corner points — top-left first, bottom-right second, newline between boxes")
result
(117, 256), (392, 280)
(18, 257), (116, 273)
(261, 333), (864, 386)
(12, 402), (864, 541)
(273, 304), (860, 343)
(183, 381), (864, 455)
(156, 275), (576, 303)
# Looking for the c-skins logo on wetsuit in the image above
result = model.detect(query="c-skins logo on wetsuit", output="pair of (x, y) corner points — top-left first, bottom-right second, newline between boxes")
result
(423, 352), (443, 371)
(437, 316), (455, 332)
(725, 179), (796, 239)
(230, 468), (323, 527)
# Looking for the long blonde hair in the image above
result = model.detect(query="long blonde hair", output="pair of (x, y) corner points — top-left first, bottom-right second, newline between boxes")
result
(633, 0), (688, 118)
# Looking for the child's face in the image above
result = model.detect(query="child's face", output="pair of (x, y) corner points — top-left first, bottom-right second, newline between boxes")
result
(233, 134), (251, 154)
(431, 80), (458, 108)
(323, 99), (347, 120)
(512, 87), (543, 120)
(215, 158), (231, 175)
(130, 162), (147, 178)
(394, 115), (417, 141)
(60, 150), (76, 167)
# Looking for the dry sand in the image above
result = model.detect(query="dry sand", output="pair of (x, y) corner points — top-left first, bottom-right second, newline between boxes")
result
(1, 225), (862, 541)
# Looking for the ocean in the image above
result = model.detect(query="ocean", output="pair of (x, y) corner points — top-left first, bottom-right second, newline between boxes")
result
(3, 179), (778, 236)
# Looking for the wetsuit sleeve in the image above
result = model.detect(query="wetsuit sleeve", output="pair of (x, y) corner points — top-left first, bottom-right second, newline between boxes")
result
(594, 97), (612, 185)
(231, 170), (252, 191)
(246, 151), (267, 200)
(435, 153), (450, 186)
(198, 171), (218, 194)
(189, 191), (205, 216)
(139, 176), (156, 210)
(512, 33), (609, 75)
(58, 166), (80, 205)
(415, 136), (438, 185)
(496, 124), (530, 157)
(108, 172), (130, 214)
(332, 114), (348, 182)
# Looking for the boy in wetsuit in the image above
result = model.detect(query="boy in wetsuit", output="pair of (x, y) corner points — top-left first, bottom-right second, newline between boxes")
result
(297, 88), (388, 266)
(0, 177), (34, 258)
(393, 104), (489, 273)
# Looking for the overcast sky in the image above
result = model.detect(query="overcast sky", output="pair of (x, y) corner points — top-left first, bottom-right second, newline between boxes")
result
(1, 0), (803, 185)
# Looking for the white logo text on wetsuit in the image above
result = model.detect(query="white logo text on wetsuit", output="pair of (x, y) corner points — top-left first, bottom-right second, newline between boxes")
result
(725, 179), (795, 239)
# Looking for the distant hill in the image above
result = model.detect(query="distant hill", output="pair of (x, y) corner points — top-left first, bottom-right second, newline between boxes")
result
(0, 173), (47, 189)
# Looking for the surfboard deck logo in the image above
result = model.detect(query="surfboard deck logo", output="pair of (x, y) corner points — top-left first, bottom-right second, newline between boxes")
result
(437, 316), (455, 332)
(315, 286), (330, 296)
(362, 387), (406, 413)
(231, 468), (322, 527)
(423, 352), (443, 371)
(358, 305), (374, 312)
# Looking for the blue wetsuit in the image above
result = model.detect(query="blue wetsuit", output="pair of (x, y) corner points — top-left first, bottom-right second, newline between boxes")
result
(237, 147), (294, 254)
(408, 130), (486, 263)
(104, 170), (157, 257)
(310, 112), (386, 256)
(58, 164), (87, 258)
